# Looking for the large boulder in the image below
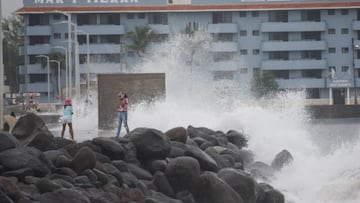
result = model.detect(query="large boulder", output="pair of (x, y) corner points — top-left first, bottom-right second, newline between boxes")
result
(226, 130), (248, 149)
(12, 113), (57, 151)
(271, 149), (293, 171)
(0, 147), (51, 177)
(165, 127), (187, 144)
(0, 176), (22, 202)
(192, 171), (244, 203)
(92, 137), (125, 160)
(70, 146), (96, 174)
(164, 156), (201, 192)
(248, 161), (275, 181)
(185, 145), (218, 172)
(0, 132), (18, 152)
(127, 128), (171, 160)
(187, 126), (218, 145)
(218, 168), (257, 203)
(256, 183), (285, 203)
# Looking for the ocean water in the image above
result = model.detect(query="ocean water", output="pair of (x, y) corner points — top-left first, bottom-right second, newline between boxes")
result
(51, 32), (360, 203)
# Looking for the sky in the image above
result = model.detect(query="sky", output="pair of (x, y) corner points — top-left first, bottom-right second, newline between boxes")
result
(2, 0), (23, 17)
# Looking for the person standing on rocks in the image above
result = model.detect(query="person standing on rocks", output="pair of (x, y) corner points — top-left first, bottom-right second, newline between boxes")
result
(116, 92), (130, 137)
(61, 98), (75, 141)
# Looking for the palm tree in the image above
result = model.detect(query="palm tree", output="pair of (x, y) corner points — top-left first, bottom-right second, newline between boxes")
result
(126, 26), (154, 57)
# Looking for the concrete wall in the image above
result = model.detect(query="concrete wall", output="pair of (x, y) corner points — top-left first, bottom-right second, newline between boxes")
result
(306, 105), (360, 119)
(97, 73), (165, 129)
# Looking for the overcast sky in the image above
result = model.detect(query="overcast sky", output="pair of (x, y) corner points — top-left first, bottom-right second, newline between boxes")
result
(2, 0), (23, 17)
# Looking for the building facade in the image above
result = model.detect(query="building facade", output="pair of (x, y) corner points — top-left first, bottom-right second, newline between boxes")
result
(17, 0), (360, 104)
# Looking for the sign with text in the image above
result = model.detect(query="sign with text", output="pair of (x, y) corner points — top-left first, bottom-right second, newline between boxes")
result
(329, 79), (351, 88)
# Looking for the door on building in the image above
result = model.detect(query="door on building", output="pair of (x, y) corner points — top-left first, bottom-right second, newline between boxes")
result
(332, 88), (345, 105)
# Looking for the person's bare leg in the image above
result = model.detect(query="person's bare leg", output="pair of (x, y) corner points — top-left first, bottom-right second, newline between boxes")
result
(61, 123), (66, 138)
(68, 122), (74, 141)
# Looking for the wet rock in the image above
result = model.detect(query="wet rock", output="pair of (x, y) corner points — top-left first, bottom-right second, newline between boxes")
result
(176, 190), (196, 203)
(256, 183), (285, 203)
(39, 188), (91, 203)
(0, 176), (22, 202)
(192, 171), (244, 203)
(164, 156), (201, 192)
(70, 146), (96, 174)
(36, 178), (62, 193)
(165, 127), (187, 143)
(185, 145), (218, 172)
(152, 171), (175, 198)
(248, 161), (275, 181)
(271, 149), (293, 171)
(3, 168), (34, 180)
(12, 113), (57, 151)
(146, 190), (181, 203)
(128, 163), (153, 180)
(92, 137), (125, 160)
(0, 132), (18, 152)
(226, 130), (248, 149)
(218, 168), (257, 203)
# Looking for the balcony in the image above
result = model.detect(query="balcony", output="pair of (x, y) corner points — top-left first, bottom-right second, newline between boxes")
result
(261, 21), (326, 32)
(19, 44), (52, 55)
(78, 44), (122, 54)
(211, 41), (238, 52)
(19, 64), (46, 75)
(77, 25), (126, 35)
(352, 21), (360, 30)
(355, 58), (360, 69)
(207, 23), (238, 33)
(79, 63), (126, 74)
(148, 24), (170, 34)
(209, 61), (238, 71)
(262, 40), (326, 51)
(262, 59), (327, 70)
(26, 25), (52, 36)
(276, 78), (326, 89)
(20, 83), (53, 93)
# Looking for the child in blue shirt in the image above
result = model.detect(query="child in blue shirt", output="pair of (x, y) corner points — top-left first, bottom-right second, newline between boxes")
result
(61, 98), (74, 141)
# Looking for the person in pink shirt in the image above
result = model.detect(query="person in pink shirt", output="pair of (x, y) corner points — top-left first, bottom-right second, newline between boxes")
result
(116, 92), (130, 137)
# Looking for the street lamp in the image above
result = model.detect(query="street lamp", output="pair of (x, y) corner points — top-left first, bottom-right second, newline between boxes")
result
(352, 38), (359, 104)
(49, 60), (61, 100)
(0, 1), (4, 128)
(52, 46), (68, 98)
(36, 55), (50, 103)
(77, 29), (90, 100)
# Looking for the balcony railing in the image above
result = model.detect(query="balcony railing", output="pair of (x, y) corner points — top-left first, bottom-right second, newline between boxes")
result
(77, 25), (126, 35)
(26, 25), (52, 36)
(261, 21), (326, 32)
(207, 23), (238, 33)
(262, 59), (327, 70)
(211, 41), (238, 52)
(262, 40), (326, 51)
(276, 78), (326, 89)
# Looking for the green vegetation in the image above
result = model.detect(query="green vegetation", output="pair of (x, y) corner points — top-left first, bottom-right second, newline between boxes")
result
(126, 26), (154, 57)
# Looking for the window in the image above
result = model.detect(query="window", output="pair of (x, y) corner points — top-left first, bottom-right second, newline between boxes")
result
(148, 13), (168, 24)
(266, 70), (289, 79)
(127, 51), (135, 57)
(239, 11), (247, 17)
(328, 47), (336, 53)
(29, 74), (47, 83)
(138, 13), (146, 19)
(252, 30), (259, 36)
(240, 49), (248, 55)
(127, 13), (135, 19)
(302, 69), (322, 78)
(306, 88), (320, 99)
(240, 68), (248, 74)
(342, 66), (349, 72)
(77, 14), (97, 25)
(301, 10), (320, 21)
(53, 14), (61, 20)
(341, 9), (348, 15)
(252, 11), (259, 17)
(29, 36), (50, 45)
(342, 47), (349, 53)
(302, 51), (321, 59)
(253, 68), (261, 75)
(29, 14), (49, 26)
(328, 28), (336, 35)
(213, 71), (234, 80)
(269, 10), (288, 22)
(239, 30), (247, 36)
(341, 28), (349, 34)
(213, 52), (234, 62)
(328, 9), (335, 15)
(269, 32), (288, 41)
(301, 32), (321, 40)
(100, 13), (120, 25)
(213, 33), (233, 41)
(253, 49), (260, 55)
(53, 33), (61, 39)
(269, 51), (289, 60)
(65, 33), (68, 39)
(212, 12), (232, 23)
(100, 35), (121, 44)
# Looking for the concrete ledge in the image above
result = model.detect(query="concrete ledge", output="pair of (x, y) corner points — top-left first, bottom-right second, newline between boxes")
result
(306, 105), (360, 119)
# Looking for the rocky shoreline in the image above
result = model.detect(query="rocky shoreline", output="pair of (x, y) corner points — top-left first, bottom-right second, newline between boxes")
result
(0, 113), (292, 203)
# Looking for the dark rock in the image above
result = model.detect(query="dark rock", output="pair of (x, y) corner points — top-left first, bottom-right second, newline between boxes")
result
(204, 147), (233, 169)
(39, 188), (91, 203)
(218, 168), (257, 203)
(147, 190), (181, 203)
(118, 139), (138, 164)
(55, 155), (71, 168)
(23, 176), (40, 184)
(192, 171), (244, 203)
(128, 163), (153, 180)
(12, 113), (57, 151)
(3, 168), (34, 180)
(0, 190), (14, 203)
(213, 131), (228, 147)
(226, 130), (248, 149)
(145, 159), (167, 173)
(92, 137), (126, 160)
(50, 173), (74, 184)
(248, 162), (275, 181)
(121, 172), (139, 187)
(185, 145), (218, 172)
(176, 190), (196, 203)
(168, 141), (186, 158)
(256, 183), (285, 203)
(53, 167), (77, 178)
(185, 138), (199, 147)
(93, 169), (108, 185)
(164, 156), (201, 192)
(128, 128), (171, 160)
(165, 127), (187, 143)
(82, 169), (98, 182)
(54, 137), (75, 148)
(70, 146), (96, 174)
(271, 149), (293, 171)
(74, 175), (90, 184)
(36, 178), (62, 193)
(152, 171), (175, 197)
(120, 187), (145, 203)
(94, 152), (111, 163)
(0, 147), (51, 177)
(44, 149), (70, 164)
(0, 176), (22, 202)
(187, 126), (218, 145)
(192, 137), (207, 146)
(17, 183), (40, 201)
(0, 132), (18, 152)
(234, 162), (244, 170)
(63, 141), (102, 157)
(200, 141), (214, 150)
(112, 160), (129, 172)
(52, 179), (74, 189)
